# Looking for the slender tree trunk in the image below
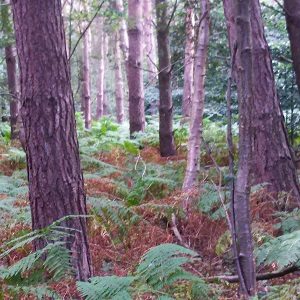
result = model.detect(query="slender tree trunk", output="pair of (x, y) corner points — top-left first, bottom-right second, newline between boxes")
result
(182, 1), (195, 119)
(223, 0), (300, 207)
(114, 32), (125, 123)
(182, 0), (209, 193)
(233, 0), (256, 296)
(81, 2), (91, 129)
(156, 0), (176, 157)
(143, 0), (157, 82)
(5, 45), (19, 140)
(96, 17), (105, 120)
(115, 0), (129, 62)
(128, 0), (145, 135)
(1, 1), (19, 139)
(103, 33), (109, 116)
(11, 0), (91, 280)
(283, 0), (300, 95)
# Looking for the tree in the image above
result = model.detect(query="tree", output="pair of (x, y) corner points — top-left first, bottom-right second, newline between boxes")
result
(155, 0), (176, 157)
(223, 0), (300, 207)
(11, 0), (91, 280)
(81, 1), (92, 129)
(143, 0), (157, 83)
(114, 32), (125, 123)
(231, 0), (256, 296)
(128, 0), (145, 135)
(283, 0), (300, 96)
(182, 0), (209, 193)
(182, 0), (195, 119)
(96, 17), (105, 120)
(1, 0), (19, 140)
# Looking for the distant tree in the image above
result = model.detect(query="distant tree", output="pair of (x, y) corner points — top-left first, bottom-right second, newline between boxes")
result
(96, 17), (105, 120)
(11, 0), (91, 280)
(114, 32), (125, 123)
(283, 0), (300, 96)
(81, 1), (92, 129)
(1, 0), (19, 139)
(223, 0), (300, 207)
(182, 0), (209, 193)
(143, 0), (157, 83)
(128, 0), (145, 135)
(182, 0), (195, 119)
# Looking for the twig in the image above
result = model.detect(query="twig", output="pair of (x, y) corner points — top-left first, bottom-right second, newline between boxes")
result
(166, 0), (178, 30)
(206, 265), (299, 283)
(68, 1), (105, 61)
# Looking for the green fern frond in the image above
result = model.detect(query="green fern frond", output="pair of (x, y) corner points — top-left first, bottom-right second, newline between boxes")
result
(136, 243), (199, 290)
(5, 284), (61, 300)
(77, 276), (135, 300)
(256, 230), (300, 268)
(43, 244), (73, 280)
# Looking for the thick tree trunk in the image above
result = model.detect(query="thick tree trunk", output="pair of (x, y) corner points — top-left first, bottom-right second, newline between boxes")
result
(143, 0), (157, 82)
(182, 0), (209, 192)
(81, 1), (91, 128)
(96, 17), (105, 120)
(223, 0), (300, 207)
(11, 0), (91, 280)
(128, 0), (145, 135)
(114, 32), (125, 123)
(156, 0), (176, 157)
(182, 2), (195, 119)
(233, 0), (256, 296)
(284, 0), (300, 95)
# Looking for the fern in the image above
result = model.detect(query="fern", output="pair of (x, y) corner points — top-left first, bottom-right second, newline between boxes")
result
(274, 209), (300, 233)
(136, 243), (200, 290)
(77, 276), (134, 300)
(256, 230), (300, 268)
(77, 243), (208, 300)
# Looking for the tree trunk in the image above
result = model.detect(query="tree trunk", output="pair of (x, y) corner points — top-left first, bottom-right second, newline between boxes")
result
(128, 0), (145, 135)
(81, 2), (91, 129)
(233, 0), (256, 296)
(155, 0), (176, 157)
(182, 1), (195, 119)
(1, 1), (19, 140)
(115, 0), (129, 62)
(103, 33), (109, 116)
(114, 32), (125, 123)
(11, 0), (91, 281)
(284, 0), (300, 95)
(223, 0), (300, 207)
(143, 0), (157, 82)
(182, 0), (209, 194)
(96, 17), (105, 120)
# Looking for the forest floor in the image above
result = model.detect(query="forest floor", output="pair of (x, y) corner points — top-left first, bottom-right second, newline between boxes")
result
(0, 124), (299, 299)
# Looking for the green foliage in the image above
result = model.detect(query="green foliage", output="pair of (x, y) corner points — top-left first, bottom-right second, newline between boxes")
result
(198, 183), (229, 220)
(0, 122), (11, 144)
(274, 209), (300, 234)
(77, 276), (134, 300)
(256, 230), (300, 269)
(77, 243), (209, 300)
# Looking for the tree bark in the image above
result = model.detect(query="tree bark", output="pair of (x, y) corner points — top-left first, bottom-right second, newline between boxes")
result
(96, 17), (105, 120)
(143, 0), (157, 82)
(11, 0), (91, 281)
(182, 1), (195, 119)
(223, 0), (300, 207)
(1, 1), (19, 140)
(128, 0), (145, 135)
(182, 0), (209, 192)
(233, 0), (256, 296)
(81, 1), (91, 129)
(155, 0), (176, 157)
(283, 0), (300, 95)
(114, 32), (125, 123)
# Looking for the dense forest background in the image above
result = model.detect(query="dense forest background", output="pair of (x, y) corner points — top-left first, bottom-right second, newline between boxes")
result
(0, 0), (300, 299)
